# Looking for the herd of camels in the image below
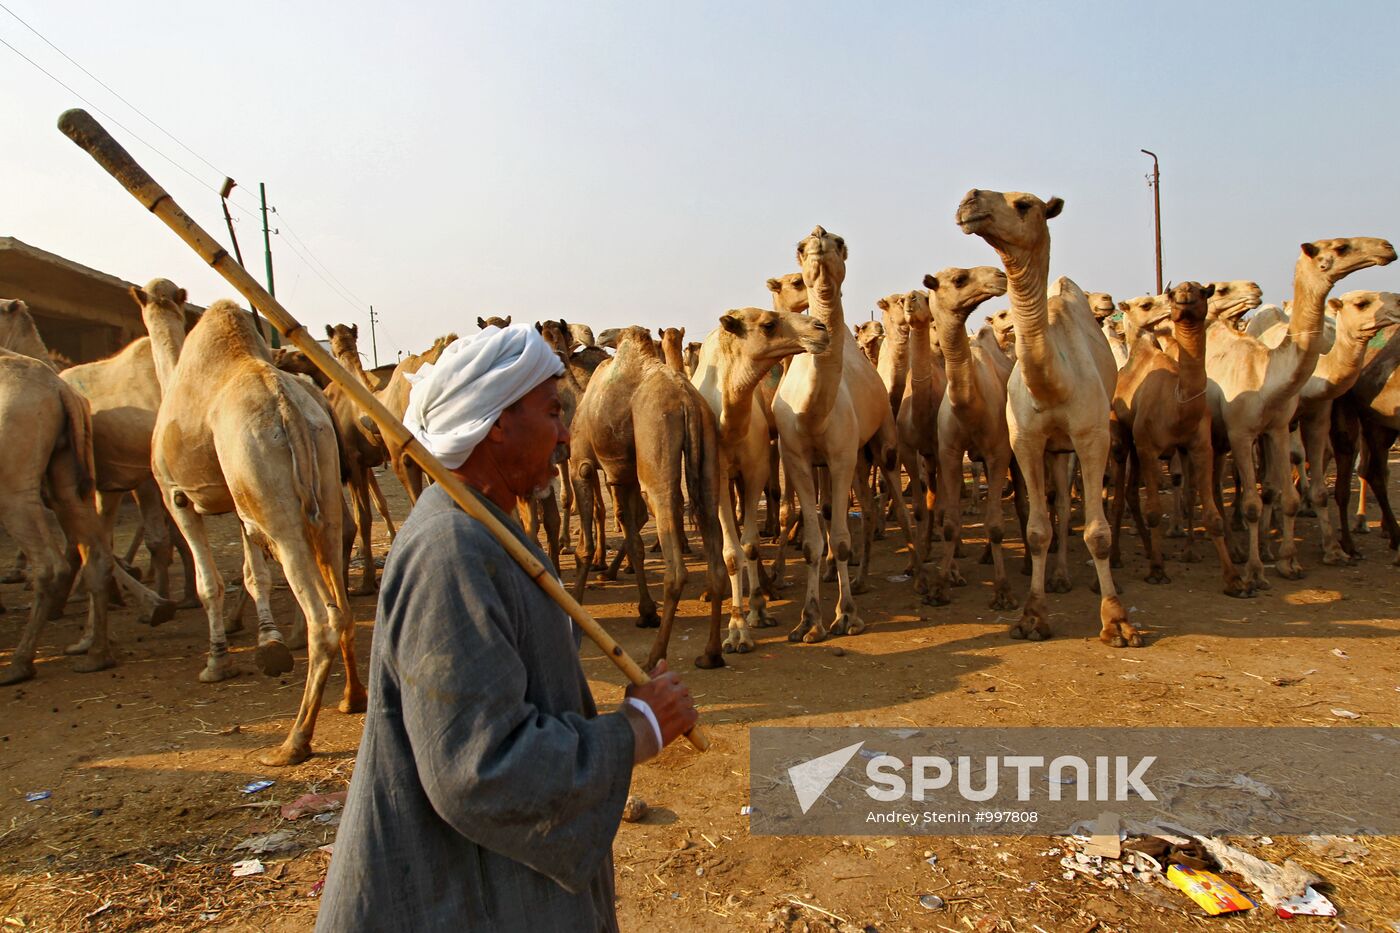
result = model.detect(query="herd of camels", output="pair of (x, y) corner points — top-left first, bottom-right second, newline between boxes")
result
(0, 187), (1396, 764)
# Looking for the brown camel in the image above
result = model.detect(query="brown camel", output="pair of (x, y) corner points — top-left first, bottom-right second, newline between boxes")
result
(569, 326), (727, 669)
(1331, 302), (1400, 561)
(324, 324), (397, 593)
(892, 290), (948, 594)
(1205, 239), (1395, 586)
(661, 327), (687, 373)
(1110, 282), (1251, 597)
(476, 315), (512, 329)
(874, 293), (913, 418)
(691, 307), (829, 653)
(375, 332), (458, 502)
(684, 341), (703, 377)
(773, 227), (912, 643)
(854, 320), (884, 366)
(958, 190), (1133, 646)
(134, 282), (364, 766)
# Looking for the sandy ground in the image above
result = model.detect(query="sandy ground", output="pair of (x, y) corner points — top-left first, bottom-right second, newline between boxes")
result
(1, 466), (1398, 932)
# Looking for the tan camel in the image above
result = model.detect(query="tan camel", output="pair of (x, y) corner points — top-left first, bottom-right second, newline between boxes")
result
(761, 271), (810, 540)
(1205, 239), (1395, 586)
(661, 327), (687, 373)
(1087, 292), (1116, 323)
(0, 300), (54, 368)
(1257, 290), (1400, 563)
(874, 293), (913, 417)
(1110, 282), (1251, 596)
(891, 290), (947, 592)
(134, 282), (364, 766)
(569, 326), (727, 669)
(854, 320), (883, 365)
(986, 308), (1016, 356)
(1207, 281), (1262, 331)
(375, 332), (458, 502)
(1331, 307), (1400, 561)
(272, 348), (331, 388)
(691, 307), (829, 653)
(323, 324), (397, 593)
(920, 267), (1031, 609)
(773, 227), (912, 643)
(958, 190), (1133, 646)
(684, 341), (703, 377)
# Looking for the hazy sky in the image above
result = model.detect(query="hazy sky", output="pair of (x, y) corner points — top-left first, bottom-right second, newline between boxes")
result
(2, 1), (1396, 361)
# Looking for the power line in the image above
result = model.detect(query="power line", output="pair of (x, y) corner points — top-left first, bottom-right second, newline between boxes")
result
(275, 209), (369, 308)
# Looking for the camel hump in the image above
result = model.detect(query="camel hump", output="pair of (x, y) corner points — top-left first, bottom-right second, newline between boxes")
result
(195, 300), (273, 362)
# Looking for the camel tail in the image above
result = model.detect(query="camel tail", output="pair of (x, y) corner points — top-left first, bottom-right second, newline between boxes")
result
(680, 401), (724, 563)
(58, 384), (97, 500)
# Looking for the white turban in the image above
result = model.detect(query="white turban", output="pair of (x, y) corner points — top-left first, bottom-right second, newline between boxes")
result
(403, 324), (565, 469)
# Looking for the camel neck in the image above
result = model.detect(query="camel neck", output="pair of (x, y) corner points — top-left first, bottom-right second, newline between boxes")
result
(938, 314), (979, 411)
(1001, 246), (1064, 403)
(803, 287), (846, 426)
(1172, 318), (1208, 405)
(1314, 321), (1370, 400)
(6, 323), (52, 367)
(144, 310), (186, 395)
(337, 347), (373, 388)
(907, 320), (939, 424)
(663, 341), (685, 373)
(717, 352), (770, 444)
(1288, 272), (1333, 357)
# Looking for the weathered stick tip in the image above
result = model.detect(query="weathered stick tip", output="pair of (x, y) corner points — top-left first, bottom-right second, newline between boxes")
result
(57, 108), (96, 138)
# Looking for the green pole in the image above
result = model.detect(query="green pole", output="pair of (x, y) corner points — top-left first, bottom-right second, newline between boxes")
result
(259, 182), (280, 348)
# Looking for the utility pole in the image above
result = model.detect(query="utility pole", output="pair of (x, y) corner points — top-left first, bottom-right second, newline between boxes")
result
(369, 305), (380, 368)
(1141, 150), (1163, 294)
(220, 177), (274, 346)
(259, 182), (281, 348)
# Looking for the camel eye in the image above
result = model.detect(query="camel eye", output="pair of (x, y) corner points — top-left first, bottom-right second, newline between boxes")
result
(761, 320), (776, 332)
(1336, 243), (1351, 255)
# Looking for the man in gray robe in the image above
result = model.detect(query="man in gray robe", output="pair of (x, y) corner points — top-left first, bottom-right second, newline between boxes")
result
(317, 325), (697, 932)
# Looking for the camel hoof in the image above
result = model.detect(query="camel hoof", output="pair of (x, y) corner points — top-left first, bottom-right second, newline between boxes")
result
(258, 641), (295, 677)
(177, 595), (202, 610)
(694, 652), (724, 670)
(259, 742), (312, 767)
(1223, 579), (1255, 599)
(851, 578), (872, 596)
(74, 651), (116, 674)
(1048, 572), (1072, 594)
(723, 634), (753, 654)
(143, 598), (177, 628)
(830, 615), (864, 637)
(922, 590), (951, 608)
(1297, 506), (1317, 519)
(1320, 551), (1350, 567)
(64, 637), (94, 656)
(0, 661), (36, 685)
(1274, 559), (1304, 580)
(1164, 527), (1187, 539)
(339, 690), (368, 714)
(1177, 549), (1201, 564)
(635, 611), (660, 629)
(1353, 519), (1371, 535)
(1144, 570), (1171, 585)
(988, 588), (1019, 611)
(199, 658), (235, 683)
(1229, 546), (1249, 565)
(800, 625), (828, 644)
(352, 581), (377, 597)
(949, 569), (968, 588)
(753, 613), (778, 629)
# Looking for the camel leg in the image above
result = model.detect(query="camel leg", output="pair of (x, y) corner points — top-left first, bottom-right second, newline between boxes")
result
(983, 454), (1017, 611)
(782, 447), (826, 644)
(257, 546), (337, 766)
(1010, 459), (1031, 576)
(1331, 407), (1362, 558)
(1303, 406), (1347, 566)
(762, 441), (781, 540)
(1164, 452), (1187, 538)
(240, 531), (294, 675)
(1188, 432), (1251, 598)
(825, 448), (865, 639)
(347, 471), (377, 595)
(1354, 464), (1371, 535)
(1008, 432), (1053, 640)
(930, 443), (962, 607)
(1265, 424), (1305, 579)
(1108, 442), (1129, 570)
(366, 469), (396, 542)
(0, 498), (74, 683)
(1074, 429), (1136, 647)
(1047, 453), (1073, 593)
(165, 498), (235, 682)
(570, 466), (596, 599)
(717, 473), (752, 653)
(591, 474), (610, 573)
(557, 460), (574, 554)
(621, 487), (659, 629)
(1137, 444), (1171, 585)
(1359, 422), (1400, 558)
(1227, 432), (1268, 591)
(851, 459), (878, 595)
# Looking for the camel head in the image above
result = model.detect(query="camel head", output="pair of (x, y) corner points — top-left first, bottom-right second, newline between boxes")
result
(955, 189), (1063, 256)
(568, 322), (596, 349)
(535, 319), (572, 356)
(1118, 293), (1173, 338)
(718, 307), (830, 365)
(875, 293), (913, 345)
(795, 227), (847, 299)
(325, 323), (360, 360)
(1298, 238), (1396, 285)
(1087, 292), (1116, 323)
(1206, 281), (1262, 329)
(922, 266), (1010, 323)
(129, 278), (188, 330)
(477, 315), (512, 330)
(661, 327), (685, 354)
(0, 298), (37, 352)
(766, 272), (809, 314)
(596, 326), (656, 358)
(987, 307), (1016, 355)
(1329, 291), (1400, 342)
(1167, 282), (1214, 326)
(854, 320), (884, 364)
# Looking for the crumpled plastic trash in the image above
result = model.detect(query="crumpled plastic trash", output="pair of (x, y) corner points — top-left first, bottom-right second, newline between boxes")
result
(231, 859), (265, 877)
(281, 790), (348, 821)
(235, 831), (298, 855)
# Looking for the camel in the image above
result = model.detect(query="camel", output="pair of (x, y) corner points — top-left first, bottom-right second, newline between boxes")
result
(761, 271), (811, 540)
(691, 308), (829, 652)
(568, 322), (596, 349)
(874, 293), (913, 417)
(920, 266), (1032, 609)
(1110, 282), (1251, 597)
(273, 348), (332, 388)
(375, 332), (458, 502)
(957, 189), (1133, 646)
(1256, 291), (1400, 563)
(684, 341), (702, 377)
(1088, 292), (1116, 323)
(661, 327), (687, 373)
(890, 290), (947, 591)
(323, 324), (397, 593)
(1331, 307), (1400, 561)
(477, 315), (512, 329)
(986, 308), (1016, 356)
(772, 227), (912, 643)
(0, 300), (54, 368)
(1205, 238), (1395, 586)
(569, 326), (727, 669)
(133, 281), (364, 766)
(1207, 281), (1262, 331)
(854, 320), (883, 365)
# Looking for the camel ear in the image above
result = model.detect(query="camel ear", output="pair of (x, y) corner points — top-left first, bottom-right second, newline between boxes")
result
(876, 298), (890, 311)
(502, 315), (512, 326)
(1201, 283), (1215, 299)
(766, 277), (782, 293)
(535, 321), (543, 332)
(1, 299), (18, 314)
(477, 317), (488, 329)
(1044, 197), (1064, 219)
(1301, 242), (1321, 259)
(325, 325), (335, 339)
(351, 323), (358, 339)
(560, 318), (568, 332)
(1117, 301), (1130, 312)
(719, 312), (746, 336)
(678, 327), (685, 340)
(175, 288), (187, 307)
(130, 286), (148, 307)
(1328, 297), (1343, 312)
(922, 274), (938, 290)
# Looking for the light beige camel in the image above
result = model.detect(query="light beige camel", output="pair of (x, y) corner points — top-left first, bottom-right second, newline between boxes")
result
(921, 267), (1028, 609)
(958, 190), (1133, 646)
(1207, 281), (1262, 331)
(874, 293), (913, 417)
(1258, 290), (1400, 563)
(854, 320), (883, 365)
(1205, 238), (1395, 586)
(691, 307), (829, 653)
(761, 271), (810, 539)
(569, 326), (727, 669)
(323, 324), (396, 593)
(1087, 292), (1116, 324)
(892, 290), (947, 593)
(134, 282), (364, 766)
(1331, 308), (1400, 560)
(1110, 282), (1250, 597)
(0, 300), (54, 368)
(986, 308), (1016, 356)
(375, 332), (457, 502)
(773, 227), (912, 643)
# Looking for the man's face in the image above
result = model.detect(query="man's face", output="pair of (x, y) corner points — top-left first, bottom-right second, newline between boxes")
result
(492, 378), (569, 498)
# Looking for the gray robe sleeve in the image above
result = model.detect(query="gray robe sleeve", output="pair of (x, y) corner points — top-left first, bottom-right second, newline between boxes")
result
(388, 513), (636, 893)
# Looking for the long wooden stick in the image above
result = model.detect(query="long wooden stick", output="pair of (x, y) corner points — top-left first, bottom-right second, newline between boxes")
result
(56, 108), (709, 752)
